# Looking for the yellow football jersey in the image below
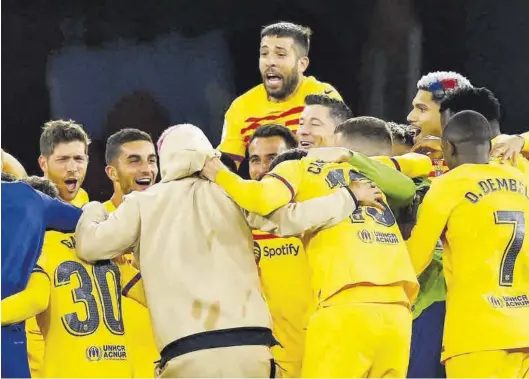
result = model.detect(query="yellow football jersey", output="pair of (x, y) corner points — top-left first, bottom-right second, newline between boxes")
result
(407, 163), (529, 360)
(34, 231), (143, 378)
(26, 188), (90, 377)
(253, 230), (312, 377)
(215, 158), (419, 306)
(219, 76), (342, 161)
(103, 200), (159, 378)
(491, 134), (529, 177)
(71, 187), (89, 208)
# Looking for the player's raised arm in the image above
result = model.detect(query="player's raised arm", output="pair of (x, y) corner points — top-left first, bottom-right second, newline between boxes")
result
(1, 149), (27, 179)
(372, 153), (433, 179)
(202, 156), (298, 216)
(76, 199), (140, 262)
(347, 152), (416, 209)
(1, 269), (50, 326)
(43, 192), (83, 233)
(406, 174), (459, 275)
(246, 187), (357, 236)
(490, 132), (528, 162)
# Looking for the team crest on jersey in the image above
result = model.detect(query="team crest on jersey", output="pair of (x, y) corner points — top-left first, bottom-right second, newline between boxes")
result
(253, 241), (262, 264)
(86, 345), (127, 362)
(86, 346), (102, 362)
(357, 229), (374, 244)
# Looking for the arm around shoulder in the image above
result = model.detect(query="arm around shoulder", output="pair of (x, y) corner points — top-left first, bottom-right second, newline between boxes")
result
(76, 199), (140, 262)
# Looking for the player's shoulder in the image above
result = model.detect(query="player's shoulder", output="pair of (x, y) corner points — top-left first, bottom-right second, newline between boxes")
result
(42, 231), (78, 264)
(301, 76), (341, 99)
(229, 83), (267, 110)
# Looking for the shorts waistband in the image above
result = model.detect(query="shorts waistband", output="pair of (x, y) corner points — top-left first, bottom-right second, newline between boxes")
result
(159, 327), (277, 368)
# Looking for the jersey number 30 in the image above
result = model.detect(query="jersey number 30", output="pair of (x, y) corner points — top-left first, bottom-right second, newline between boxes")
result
(495, 211), (525, 287)
(55, 261), (124, 336)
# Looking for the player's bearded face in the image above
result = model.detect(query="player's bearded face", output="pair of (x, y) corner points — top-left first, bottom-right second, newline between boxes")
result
(112, 140), (158, 195)
(407, 90), (442, 143)
(39, 141), (88, 203)
(259, 36), (306, 101)
(298, 105), (336, 149)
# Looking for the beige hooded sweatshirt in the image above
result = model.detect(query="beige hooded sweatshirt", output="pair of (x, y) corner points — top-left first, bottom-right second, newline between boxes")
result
(75, 124), (355, 352)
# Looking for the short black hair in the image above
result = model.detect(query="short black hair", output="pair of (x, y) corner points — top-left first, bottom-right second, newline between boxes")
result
(440, 87), (501, 123)
(304, 95), (353, 126)
(387, 122), (415, 148)
(269, 148), (308, 171)
(220, 152), (238, 174)
(248, 124), (298, 149)
(40, 120), (91, 157)
(443, 110), (493, 146)
(261, 22), (312, 56)
(21, 176), (59, 198)
(1, 172), (17, 182)
(334, 117), (393, 154)
(105, 128), (154, 165)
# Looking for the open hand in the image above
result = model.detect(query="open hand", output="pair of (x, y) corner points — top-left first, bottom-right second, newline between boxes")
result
(348, 180), (384, 211)
(201, 157), (225, 181)
(490, 135), (525, 164)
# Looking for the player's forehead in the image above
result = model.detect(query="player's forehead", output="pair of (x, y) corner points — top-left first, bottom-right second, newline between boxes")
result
(413, 90), (436, 107)
(249, 136), (288, 156)
(118, 140), (156, 159)
(50, 141), (87, 157)
(301, 104), (332, 122)
(260, 35), (295, 51)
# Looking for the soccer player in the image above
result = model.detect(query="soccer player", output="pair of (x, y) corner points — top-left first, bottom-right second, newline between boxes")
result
(299, 94), (427, 209)
(407, 71), (472, 178)
(104, 128), (160, 377)
(25, 119), (92, 376)
(1, 233), (146, 378)
(38, 119), (91, 207)
(407, 111), (529, 378)
(1, 175), (81, 378)
(75, 124), (370, 378)
(407, 71), (472, 142)
(219, 21), (341, 165)
(248, 124), (310, 377)
(201, 147), (419, 378)
(387, 122), (416, 156)
(439, 86), (529, 175)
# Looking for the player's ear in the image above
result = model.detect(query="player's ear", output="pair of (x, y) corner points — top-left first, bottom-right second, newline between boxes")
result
(38, 155), (48, 175)
(299, 56), (309, 74)
(105, 165), (118, 182)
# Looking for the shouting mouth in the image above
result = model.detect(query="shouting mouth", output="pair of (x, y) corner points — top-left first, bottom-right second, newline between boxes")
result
(64, 178), (78, 192)
(265, 72), (283, 89)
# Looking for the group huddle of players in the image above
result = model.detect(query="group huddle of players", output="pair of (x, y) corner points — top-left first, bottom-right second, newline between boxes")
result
(2, 20), (529, 379)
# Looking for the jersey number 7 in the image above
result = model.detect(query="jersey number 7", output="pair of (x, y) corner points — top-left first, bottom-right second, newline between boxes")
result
(495, 210), (525, 287)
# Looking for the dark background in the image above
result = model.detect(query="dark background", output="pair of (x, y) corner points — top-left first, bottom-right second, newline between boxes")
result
(3, 0), (529, 200)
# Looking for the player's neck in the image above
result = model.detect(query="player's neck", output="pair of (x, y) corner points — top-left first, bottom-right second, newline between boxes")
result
(455, 155), (489, 166)
(268, 75), (306, 103)
(110, 188), (124, 208)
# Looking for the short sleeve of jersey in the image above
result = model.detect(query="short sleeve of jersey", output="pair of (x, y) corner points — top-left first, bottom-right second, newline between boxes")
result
(218, 102), (245, 161)
(116, 260), (142, 297)
(265, 160), (304, 201)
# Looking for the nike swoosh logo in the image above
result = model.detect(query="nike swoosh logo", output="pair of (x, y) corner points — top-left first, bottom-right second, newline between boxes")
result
(324, 89), (334, 95)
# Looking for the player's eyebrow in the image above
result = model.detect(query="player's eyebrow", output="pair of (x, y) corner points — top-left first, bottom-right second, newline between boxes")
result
(249, 154), (260, 160)
(126, 154), (142, 161)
